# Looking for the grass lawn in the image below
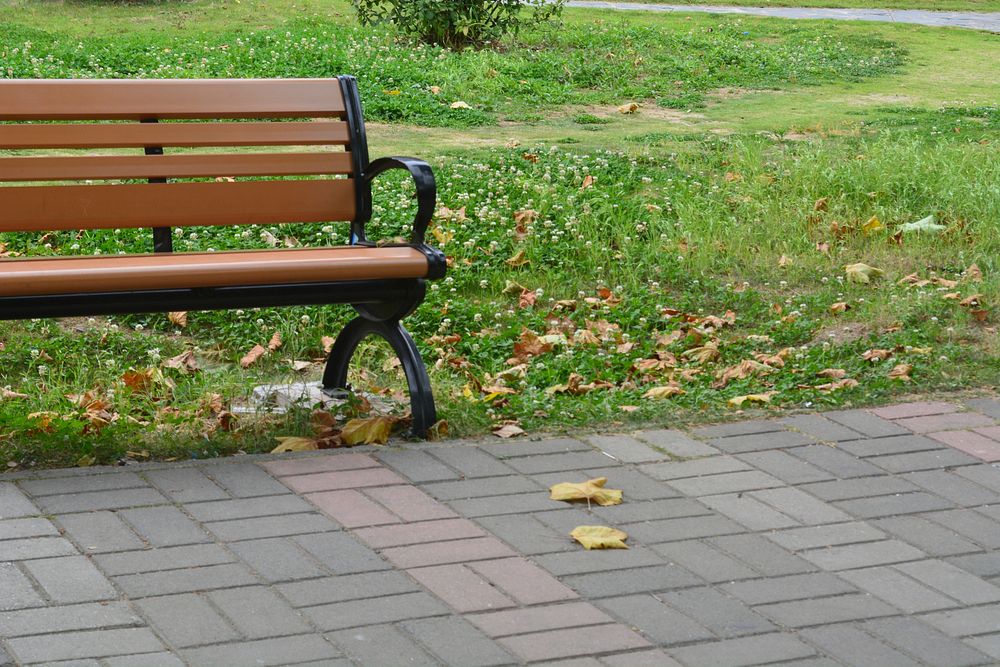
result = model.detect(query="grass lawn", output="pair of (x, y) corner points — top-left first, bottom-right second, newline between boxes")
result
(0, 1), (997, 467)
(618, 0), (1000, 12)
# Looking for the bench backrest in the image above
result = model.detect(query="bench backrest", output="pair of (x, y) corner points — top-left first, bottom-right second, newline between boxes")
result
(0, 77), (371, 245)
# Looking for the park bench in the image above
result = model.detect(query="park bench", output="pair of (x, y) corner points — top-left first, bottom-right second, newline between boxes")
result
(0, 76), (445, 435)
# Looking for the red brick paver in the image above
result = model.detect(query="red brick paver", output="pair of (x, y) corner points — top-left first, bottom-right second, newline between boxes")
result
(929, 431), (1000, 462)
(872, 401), (958, 419)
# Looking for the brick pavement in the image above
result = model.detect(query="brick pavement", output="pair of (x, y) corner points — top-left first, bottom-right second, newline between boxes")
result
(1, 397), (1000, 665)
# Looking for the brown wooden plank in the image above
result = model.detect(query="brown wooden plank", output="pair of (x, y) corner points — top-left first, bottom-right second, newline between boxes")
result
(0, 79), (345, 120)
(0, 121), (350, 149)
(0, 179), (356, 232)
(0, 152), (354, 182)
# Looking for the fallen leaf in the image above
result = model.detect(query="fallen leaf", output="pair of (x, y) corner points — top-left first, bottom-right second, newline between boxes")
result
(728, 392), (777, 407)
(322, 336), (336, 354)
(450, 100), (471, 109)
(965, 264), (983, 283)
(862, 215), (884, 235)
(429, 85), (442, 94)
(618, 102), (639, 114)
(426, 420), (449, 441)
(168, 311), (188, 328)
(830, 301), (851, 314)
(845, 263), (883, 284)
(239, 344), (267, 368)
(267, 332), (283, 352)
(571, 525), (628, 550)
(817, 368), (847, 379)
(271, 436), (318, 453)
(580, 174), (595, 190)
(290, 360), (313, 372)
(778, 254), (793, 268)
(682, 342), (721, 364)
(506, 249), (530, 268)
(960, 294), (983, 308)
(493, 423), (525, 438)
(341, 416), (396, 445)
(900, 214), (946, 234)
(163, 350), (199, 373)
(1, 387), (28, 399)
(550, 477), (623, 507)
(643, 384), (685, 399)
(888, 363), (913, 382)
(813, 197), (829, 212)
(815, 378), (860, 392)
(862, 348), (893, 362)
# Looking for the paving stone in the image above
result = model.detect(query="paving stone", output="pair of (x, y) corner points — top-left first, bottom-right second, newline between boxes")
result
(24, 555), (116, 603)
(834, 492), (954, 519)
(788, 445), (885, 478)
(180, 635), (341, 667)
(948, 551), (1000, 578)
(306, 489), (401, 528)
(618, 515), (745, 544)
(574, 467), (679, 500)
(768, 522), (886, 551)
(800, 476), (920, 502)
(838, 434), (944, 458)
(951, 465), (1000, 493)
(135, 593), (239, 647)
(977, 425), (1000, 441)
(198, 463), (291, 497)
(721, 572), (856, 605)
(966, 398), (1000, 419)
(921, 604), (1000, 637)
(20, 473), (151, 498)
(55, 511), (145, 553)
(143, 468), (228, 503)
(7, 628), (164, 664)
(228, 537), (326, 582)
(327, 624), (439, 667)
(873, 401), (959, 420)
(118, 505), (211, 547)
(895, 412), (994, 434)
(868, 516), (980, 557)
(734, 451), (834, 485)
(692, 420), (786, 439)
(0, 601), (141, 637)
(669, 633), (817, 667)
(708, 534), (815, 576)
(0, 561), (45, 610)
(479, 437), (593, 459)
(766, 660), (841, 667)
(635, 429), (720, 458)
(355, 517), (487, 549)
(562, 564), (702, 597)
(599, 650), (682, 667)
(447, 492), (564, 517)
(506, 451), (620, 474)
(103, 652), (186, 667)
(750, 487), (851, 525)
(422, 476), (544, 501)
(591, 498), (708, 525)
(781, 414), (865, 442)
(838, 566), (958, 613)
(931, 430), (1000, 462)
(261, 453), (379, 477)
(364, 484), (457, 522)
(498, 624), (650, 663)
(407, 563), (516, 612)
(534, 545), (664, 577)
(114, 563), (260, 598)
(280, 468), (409, 494)
(756, 593), (899, 627)
(529, 508), (596, 536)
(471, 557), (578, 604)
(95, 543), (235, 576)
(667, 471), (784, 497)
(401, 615), (516, 666)
(586, 435), (666, 463)
(373, 450), (461, 483)
(903, 469), (1000, 506)
(798, 623), (923, 667)
(652, 540), (759, 583)
(701, 492), (800, 530)
(473, 513), (575, 555)
(641, 456), (752, 481)
(302, 591), (448, 631)
(871, 449), (980, 473)
(800, 539), (926, 571)
(928, 508), (1000, 548)
(208, 586), (312, 638)
(293, 531), (391, 574)
(277, 571), (418, 607)
(707, 430), (814, 454)
(0, 517), (57, 540)
(467, 601), (615, 637)
(964, 634), (1000, 661)
(0, 646), (10, 667)
(427, 446), (517, 477)
(661, 587), (775, 637)
(206, 512), (340, 542)
(183, 494), (315, 522)
(865, 615), (993, 667)
(824, 409), (910, 438)
(597, 594), (713, 645)
(895, 559), (1000, 604)
(0, 535), (79, 561)
(380, 536), (517, 569)
(34, 487), (167, 514)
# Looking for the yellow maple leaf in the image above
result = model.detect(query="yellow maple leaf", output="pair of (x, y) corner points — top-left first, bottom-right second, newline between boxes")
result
(643, 384), (685, 399)
(570, 525), (629, 550)
(341, 416), (396, 445)
(271, 436), (319, 453)
(844, 263), (883, 284)
(550, 477), (623, 507)
(728, 392), (776, 407)
(618, 102), (639, 114)
(506, 249), (530, 268)
(862, 215), (884, 235)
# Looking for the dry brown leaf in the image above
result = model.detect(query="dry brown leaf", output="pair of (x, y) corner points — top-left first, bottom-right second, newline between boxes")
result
(240, 344), (267, 368)
(862, 215), (884, 235)
(1, 387), (28, 399)
(643, 383), (685, 399)
(813, 197), (829, 212)
(321, 336), (336, 354)
(862, 348), (893, 362)
(550, 477), (623, 507)
(493, 423), (525, 439)
(426, 419), (450, 441)
(163, 350), (199, 373)
(506, 249), (530, 268)
(960, 294), (983, 308)
(830, 302), (851, 314)
(580, 174), (595, 190)
(617, 102), (639, 114)
(271, 436), (319, 453)
(965, 263), (983, 283)
(682, 342), (721, 364)
(815, 378), (860, 393)
(888, 363), (913, 382)
(571, 525), (629, 550)
(168, 311), (188, 328)
(728, 392), (777, 407)
(268, 332), (283, 352)
(817, 368), (847, 379)
(845, 263), (883, 284)
(341, 416), (397, 445)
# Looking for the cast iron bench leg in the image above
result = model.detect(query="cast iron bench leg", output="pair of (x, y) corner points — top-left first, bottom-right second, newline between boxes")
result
(322, 316), (437, 437)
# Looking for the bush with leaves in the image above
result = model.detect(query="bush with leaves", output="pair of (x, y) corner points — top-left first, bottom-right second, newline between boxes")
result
(352, 0), (564, 49)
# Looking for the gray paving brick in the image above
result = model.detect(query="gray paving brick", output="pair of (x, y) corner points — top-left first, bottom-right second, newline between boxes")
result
(103, 652), (185, 667)
(7, 628), (164, 664)
(641, 456), (751, 481)
(180, 635), (341, 667)
(199, 463), (290, 497)
(750, 487), (851, 525)
(871, 449), (980, 473)
(667, 471), (785, 497)
(966, 398), (1000, 419)
(623, 515), (745, 543)
(426, 446), (517, 477)
(708, 534), (815, 576)
(781, 414), (865, 442)
(954, 464), (1000, 493)
(896, 559), (1000, 604)
(838, 434), (944, 458)
(506, 451), (619, 474)
(707, 430), (814, 454)
(94, 543), (234, 576)
(834, 492), (954, 519)
(447, 492), (563, 517)
(801, 475), (920, 501)
(302, 591), (448, 631)
(208, 586), (312, 638)
(799, 623), (923, 667)
(277, 571), (418, 607)
(757, 593), (898, 627)
(600, 649), (682, 667)
(534, 546), (666, 576)
(0, 561), (45, 610)
(768, 521), (886, 551)
(591, 499), (708, 526)
(19, 473), (149, 497)
(293, 532), (392, 574)
(401, 616), (516, 666)
(205, 512), (339, 542)
(838, 565), (959, 613)
(670, 633), (817, 667)
(183, 494), (315, 523)
(652, 540), (759, 582)
(55, 511), (145, 553)
(118, 505), (211, 547)
(661, 587), (775, 637)
(701, 492), (800, 530)
(576, 467), (679, 501)
(948, 552), (1000, 578)
(692, 420), (786, 439)
(931, 508), (1000, 548)
(528, 508), (595, 536)
(563, 564), (703, 597)
(765, 660), (841, 667)
(144, 468), (228, 503)
(800, 539), (926, 571)
(0, 601), (140, 637)
(24, 555), (116, 603)
(965, 634), (1000, 661)
(597, 594), (713, 645)
(0, 517), (57, 540)
(722, 572), (856, 605)
(114, 562), (260, 597)
(824, 409), (910, 438)
(635, 429), (720, 458)
(479, 437), (592, 459)
(735, 451), (834, 485)
(922, 604), (1000, 637)
(135, 593), (239, 648)
(422, 475), (543, 501)
(904, 469), (1000, 506)
(474, 513), (575, 555)
(374, 449), (461, 482)
(34, 487), (168, 514)
(586, 435), (666, 463)
(467, 602), (615, 639)
(0, 646), (10, 667)
(865, 616), (992, 667)
(328, 624), (439, 667)
(788, 445), (885, 478)
(0, 536), (82, 561)
(872, 515), (981, 556)
(228, 537), (326, 582)
(1, 483), (42, 518)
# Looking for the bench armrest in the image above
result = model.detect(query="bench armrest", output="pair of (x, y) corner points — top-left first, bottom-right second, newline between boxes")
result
(364, 156), (436, 245)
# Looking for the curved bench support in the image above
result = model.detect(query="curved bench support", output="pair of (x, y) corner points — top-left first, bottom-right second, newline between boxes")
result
(322, 317), (437, 437)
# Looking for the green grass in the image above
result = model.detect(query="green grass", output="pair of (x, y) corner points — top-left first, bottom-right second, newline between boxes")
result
(0, 1), (997, 468)
(622, 0), (1000, 12)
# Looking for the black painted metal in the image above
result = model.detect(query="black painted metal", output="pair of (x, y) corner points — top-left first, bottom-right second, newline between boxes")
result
(140, 118), (173, 253)
(338, 76), (371, 245)
(322, 317), (437, 437)
(364, 156), (437, 245)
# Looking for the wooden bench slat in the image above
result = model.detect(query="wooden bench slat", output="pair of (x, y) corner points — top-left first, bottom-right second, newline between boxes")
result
(0, 152), (354, 182)
(0, 79), (346, 120)
(0, 247), (430, 297)
(0, 121), (351, 149)
(0, 179), (356, 232)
